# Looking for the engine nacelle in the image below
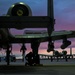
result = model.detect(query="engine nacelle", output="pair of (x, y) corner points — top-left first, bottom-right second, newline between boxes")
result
(7, 2), (32, 16)
(7, 2), (32, 29)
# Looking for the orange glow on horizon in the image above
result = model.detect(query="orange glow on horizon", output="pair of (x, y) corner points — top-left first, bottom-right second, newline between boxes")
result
(7, 47), (75, 56)
(38, 48), (75, 55)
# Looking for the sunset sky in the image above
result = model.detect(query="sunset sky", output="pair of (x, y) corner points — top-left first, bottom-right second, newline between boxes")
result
(0, 0), (75, 56)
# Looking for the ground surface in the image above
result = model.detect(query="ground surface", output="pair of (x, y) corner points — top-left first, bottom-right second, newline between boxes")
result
(0, 65), (75, 75)
(0, 59), (75, 75)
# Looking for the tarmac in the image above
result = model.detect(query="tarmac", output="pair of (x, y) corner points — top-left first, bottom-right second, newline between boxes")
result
(0, 59), (75, 75)
(0, 65), (75, 75)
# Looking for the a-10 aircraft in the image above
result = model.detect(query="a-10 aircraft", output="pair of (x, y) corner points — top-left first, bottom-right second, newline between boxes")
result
(0, 28), (75, 52)
(0, 2), (75, 65)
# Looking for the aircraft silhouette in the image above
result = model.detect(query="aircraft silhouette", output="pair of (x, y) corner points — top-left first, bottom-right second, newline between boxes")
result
(0, 1), (75, 65)
(0, 2), (33, 65)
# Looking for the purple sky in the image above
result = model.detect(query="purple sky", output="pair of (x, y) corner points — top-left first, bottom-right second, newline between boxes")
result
(0, 0), (75, 53)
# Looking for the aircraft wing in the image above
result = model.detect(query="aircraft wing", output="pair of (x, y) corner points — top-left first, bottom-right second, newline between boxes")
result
(51, 30), (75, 40)
(12, 30), (75, 43)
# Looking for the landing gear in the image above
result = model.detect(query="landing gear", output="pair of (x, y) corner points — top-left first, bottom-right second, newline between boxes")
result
(31, 40), (40, 65)
(25, 52), (40, 66)
(6, 44), (12, 65)
(25, 40), (40, 66)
